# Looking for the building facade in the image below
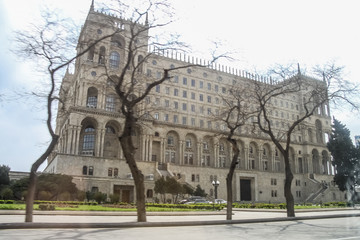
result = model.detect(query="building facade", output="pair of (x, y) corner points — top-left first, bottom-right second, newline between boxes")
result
(44, 3), (345, 204)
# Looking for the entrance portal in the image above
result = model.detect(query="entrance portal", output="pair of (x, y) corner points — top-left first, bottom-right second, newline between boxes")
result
(113, 185), (134, 203)
(240, 179), (252, 201)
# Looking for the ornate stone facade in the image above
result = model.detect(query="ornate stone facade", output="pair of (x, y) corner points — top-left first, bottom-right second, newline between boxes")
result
(44, 3), (344, 204)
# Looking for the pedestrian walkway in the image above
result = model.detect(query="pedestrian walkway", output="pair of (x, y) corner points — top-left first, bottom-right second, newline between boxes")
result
(0, 208), (359, 229)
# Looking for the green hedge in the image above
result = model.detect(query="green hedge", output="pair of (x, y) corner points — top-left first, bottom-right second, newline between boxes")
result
(145, 203), (224, 211)
(33, 200), (98, 206)
(0, 200), (15, 204)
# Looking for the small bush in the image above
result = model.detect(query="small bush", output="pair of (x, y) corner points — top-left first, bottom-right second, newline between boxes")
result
(38, 204), (55, 211)
(109, 194), (120, 204)
(0, 188), (14, 200)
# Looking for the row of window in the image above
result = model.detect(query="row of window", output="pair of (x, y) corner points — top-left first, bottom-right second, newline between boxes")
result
(271, 179), (305, 187)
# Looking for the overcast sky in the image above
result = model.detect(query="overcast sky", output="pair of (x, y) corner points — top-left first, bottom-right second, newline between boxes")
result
(1, 0), (359, 172)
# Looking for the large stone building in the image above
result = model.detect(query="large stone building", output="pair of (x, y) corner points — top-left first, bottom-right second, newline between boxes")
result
(44, 2), (344, 204)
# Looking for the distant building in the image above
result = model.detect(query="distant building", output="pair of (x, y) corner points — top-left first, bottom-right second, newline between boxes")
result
(9, 171), (29, 181)
(43, 1), (344, 204)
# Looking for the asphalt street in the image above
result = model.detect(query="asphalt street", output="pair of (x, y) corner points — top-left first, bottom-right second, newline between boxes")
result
(0, 209), (359, 240)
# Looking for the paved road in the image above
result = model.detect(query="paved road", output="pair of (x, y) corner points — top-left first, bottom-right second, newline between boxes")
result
(0, 209), (359, 240)
(1, 217), (360, 240)
(1, 209), (359, 223)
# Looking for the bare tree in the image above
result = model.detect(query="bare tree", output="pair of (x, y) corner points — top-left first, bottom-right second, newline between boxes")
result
(75, 0), (225, 222)
(249, 63), (359, 217)
(13, 7), (119, 222)
(216, 85), (254, 220)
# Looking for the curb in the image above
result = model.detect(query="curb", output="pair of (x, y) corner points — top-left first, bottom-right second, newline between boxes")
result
(1, 213), (359, 229)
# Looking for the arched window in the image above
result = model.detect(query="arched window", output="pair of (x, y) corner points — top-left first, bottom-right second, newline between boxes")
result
(88, 166), (94, 176)
(114, 168), (118, 177)
(106, 126), (115, 134)
(315, 120), (323, 144)
(146, 189), (153, 198)
(82, 127), (95, 155)
(137, 55), (144, 72)
(108, 168), (113, 177)
(104, 123), (120, 159)
(109, 51), (120, 68)
(98, 46), (106, 64)
(87, 45), (95, 61)
(86, 87), (98, 108)
(82, 166), (88, 175)
(111, 34), (124, 48)
(167, 136), (174, 146)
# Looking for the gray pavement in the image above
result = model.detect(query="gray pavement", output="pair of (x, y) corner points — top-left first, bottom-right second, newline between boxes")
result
(0, 208), (359, 229)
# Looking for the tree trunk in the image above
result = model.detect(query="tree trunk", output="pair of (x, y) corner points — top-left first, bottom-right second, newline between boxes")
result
(25, 136), (58, 222)
(284, 154), (295, 217)
(25, 170), (37, 222)
(120, 117), (146, 222)
(226, 140), (240, 220)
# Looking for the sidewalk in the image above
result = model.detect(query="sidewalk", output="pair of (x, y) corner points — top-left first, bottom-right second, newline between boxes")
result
(0, 208), (359, 229)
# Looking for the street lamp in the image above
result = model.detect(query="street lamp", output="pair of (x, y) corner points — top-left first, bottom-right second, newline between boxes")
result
(212, 180), (220, 200)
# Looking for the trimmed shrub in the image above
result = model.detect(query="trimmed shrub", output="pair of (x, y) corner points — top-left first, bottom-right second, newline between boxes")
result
(38, 204), (55, 211)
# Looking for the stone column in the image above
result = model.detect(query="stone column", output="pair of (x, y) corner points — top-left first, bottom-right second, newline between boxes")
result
(197, 142), (202, 166)
(148, 135), (153, 162)
(160, 138), (164, 163)
(142, 136), (146, 161)
(244, 147), (249, 169)
(214, 143), (219, 168)
(74, 126), (81, 155)
(179, 140), (184, 165)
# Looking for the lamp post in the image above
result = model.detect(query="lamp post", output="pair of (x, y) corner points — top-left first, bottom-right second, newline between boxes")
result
(212, 180), (220, 200)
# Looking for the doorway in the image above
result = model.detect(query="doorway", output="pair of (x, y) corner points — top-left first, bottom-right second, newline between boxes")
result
(113, 185), (134, 203)
(240, 179), (252, 201)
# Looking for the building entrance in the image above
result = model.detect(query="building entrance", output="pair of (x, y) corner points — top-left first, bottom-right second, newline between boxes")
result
(240, 179), (252, 201)
(114, 185), (134, 203)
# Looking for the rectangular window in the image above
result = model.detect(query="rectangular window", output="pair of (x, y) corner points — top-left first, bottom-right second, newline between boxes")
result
(165, 99), (169, 107)
(174, 75), (179, 83)
(199, 106), (204, 114)
(207, 96), (211, 103)
(173, 115), (178, 123)
(191, 118), (195, 126)
(191, 92), (195, 99)
(108, 168), (113, 177)
(200, 120), (204, 128)
(191, 79), (195, 87)
(215, 85), (218, 92)
(156, 72), (161, 79)
(165, 87), (170, 94)
(207, 83), (211, 90)
(182, 116), (187, 125)
(271, 178), (277, 185)
(183, 90), (187, 98)
(105, 95), (115, 112)
(271, 190), (277, 197)
(174, 88), (179, 96)
(174, 101), (178, 109)
(199, 81), (203, 89)
(88, 166), (94, 176)
(183, 77), (187, 85)
(207, 108), (211, 115)
(154, 112), (159, 120)
(222, 87), (226, 93)
(146, 69), (152, 77)
(199, 94), (203, 101)
(191, 104), (195, 112)
(164, 114), (169, 122)
(182, 103), (187, 111)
